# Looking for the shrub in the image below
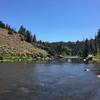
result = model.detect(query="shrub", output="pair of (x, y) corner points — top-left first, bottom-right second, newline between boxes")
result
(8, 30), (13, 35)
(19, 34), (25, 41)
(0, 56), (3, 60)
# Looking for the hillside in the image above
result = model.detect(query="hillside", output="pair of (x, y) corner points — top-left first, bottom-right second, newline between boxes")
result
(0, 28), (48, 58)
(0, 20), (100, 62)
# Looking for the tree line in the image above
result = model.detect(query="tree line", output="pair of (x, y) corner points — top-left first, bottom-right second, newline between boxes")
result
(0, 21), (37, 43)
(37, 31), (100, 58)
(18, 25), (37, 43)
(0, 20), (100, 58)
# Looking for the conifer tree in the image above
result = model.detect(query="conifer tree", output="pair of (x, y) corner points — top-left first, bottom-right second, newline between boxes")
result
(32, 34), (37, 43)
(0, 21), (5, 28)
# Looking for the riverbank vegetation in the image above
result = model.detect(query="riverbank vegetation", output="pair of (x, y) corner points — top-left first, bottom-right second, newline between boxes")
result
(0, 21), (100, 63)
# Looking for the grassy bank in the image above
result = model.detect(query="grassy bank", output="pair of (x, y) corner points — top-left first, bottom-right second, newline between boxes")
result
(92, 53), (100, 64)
(0, 54), (52, 63)
(0, 54), (33, 62)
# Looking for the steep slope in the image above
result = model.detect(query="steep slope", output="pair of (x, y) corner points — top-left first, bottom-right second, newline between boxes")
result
(0, 28), (48, 57)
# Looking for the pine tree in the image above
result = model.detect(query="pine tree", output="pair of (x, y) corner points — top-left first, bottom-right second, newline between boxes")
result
(96, 29), (100, 51)
(26, 30), (32, 43)
(0, 21), (5, 28)
(82, 39), (89, 58)
(18, 25), (26, 36)
(32, 34), (37, 43)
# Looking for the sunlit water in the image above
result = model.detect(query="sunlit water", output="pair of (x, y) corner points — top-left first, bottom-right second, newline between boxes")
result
(0, 62), (100, 100)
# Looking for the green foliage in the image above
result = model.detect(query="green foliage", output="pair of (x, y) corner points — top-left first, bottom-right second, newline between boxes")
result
(1, 20), (100, 60)
(18, 25), (27, 36)
(0, 56), (3, 60)
(8, 30), (13, 35)
(82, 39), (89, 58)
(18, 25), (36, 43)
(5, 24), (17, 33)
(37, 42), (70, 58)
(20, 34), (25, 41)
(26, 30), (32, 43)
(0, 54), (33, 62)
(96, 29), (100, 51)
(0, 21), (5, 28)
(95, 52), (100, 59)
(32, 34), (37, 43)
(0, 21), (17, 33)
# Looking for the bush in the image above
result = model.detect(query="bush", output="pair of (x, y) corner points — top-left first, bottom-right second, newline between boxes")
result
(8, 30), (13, 35)
(0, 56), (3, 60)
(19, 34), (25, 41)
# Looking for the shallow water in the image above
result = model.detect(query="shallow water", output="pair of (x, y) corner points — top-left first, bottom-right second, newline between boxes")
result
(0, 63), (100, 100)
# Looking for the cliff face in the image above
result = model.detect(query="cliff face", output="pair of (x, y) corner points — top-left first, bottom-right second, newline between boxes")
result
(0, 28), (48, 57)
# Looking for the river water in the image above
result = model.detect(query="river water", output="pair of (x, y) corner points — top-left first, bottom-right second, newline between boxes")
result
(0, 62), (100, 100)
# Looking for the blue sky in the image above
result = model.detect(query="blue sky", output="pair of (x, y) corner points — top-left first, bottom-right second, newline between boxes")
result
(0, 0), (100, 42)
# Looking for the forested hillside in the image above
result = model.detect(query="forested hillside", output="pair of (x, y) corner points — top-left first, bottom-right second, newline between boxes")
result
(0, 21), (100, 60)
(37, 30), (100, 58)
(0, 21), (48, 61)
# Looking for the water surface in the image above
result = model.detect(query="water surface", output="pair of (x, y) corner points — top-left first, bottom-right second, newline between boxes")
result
(0, 63), (100, 100)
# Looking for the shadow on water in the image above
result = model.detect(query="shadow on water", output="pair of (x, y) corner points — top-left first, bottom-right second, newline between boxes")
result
(0, 62), (100, 100)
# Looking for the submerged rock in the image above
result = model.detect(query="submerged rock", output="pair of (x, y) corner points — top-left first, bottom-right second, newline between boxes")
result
(97, 75), (100, 78)
(84, 68), (90, 71)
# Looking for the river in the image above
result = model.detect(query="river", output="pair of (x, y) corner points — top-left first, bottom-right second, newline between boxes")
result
(0, 62), (100, 100)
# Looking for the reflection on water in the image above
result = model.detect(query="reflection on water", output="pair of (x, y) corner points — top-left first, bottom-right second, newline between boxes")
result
(0, 63), (100, 100)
